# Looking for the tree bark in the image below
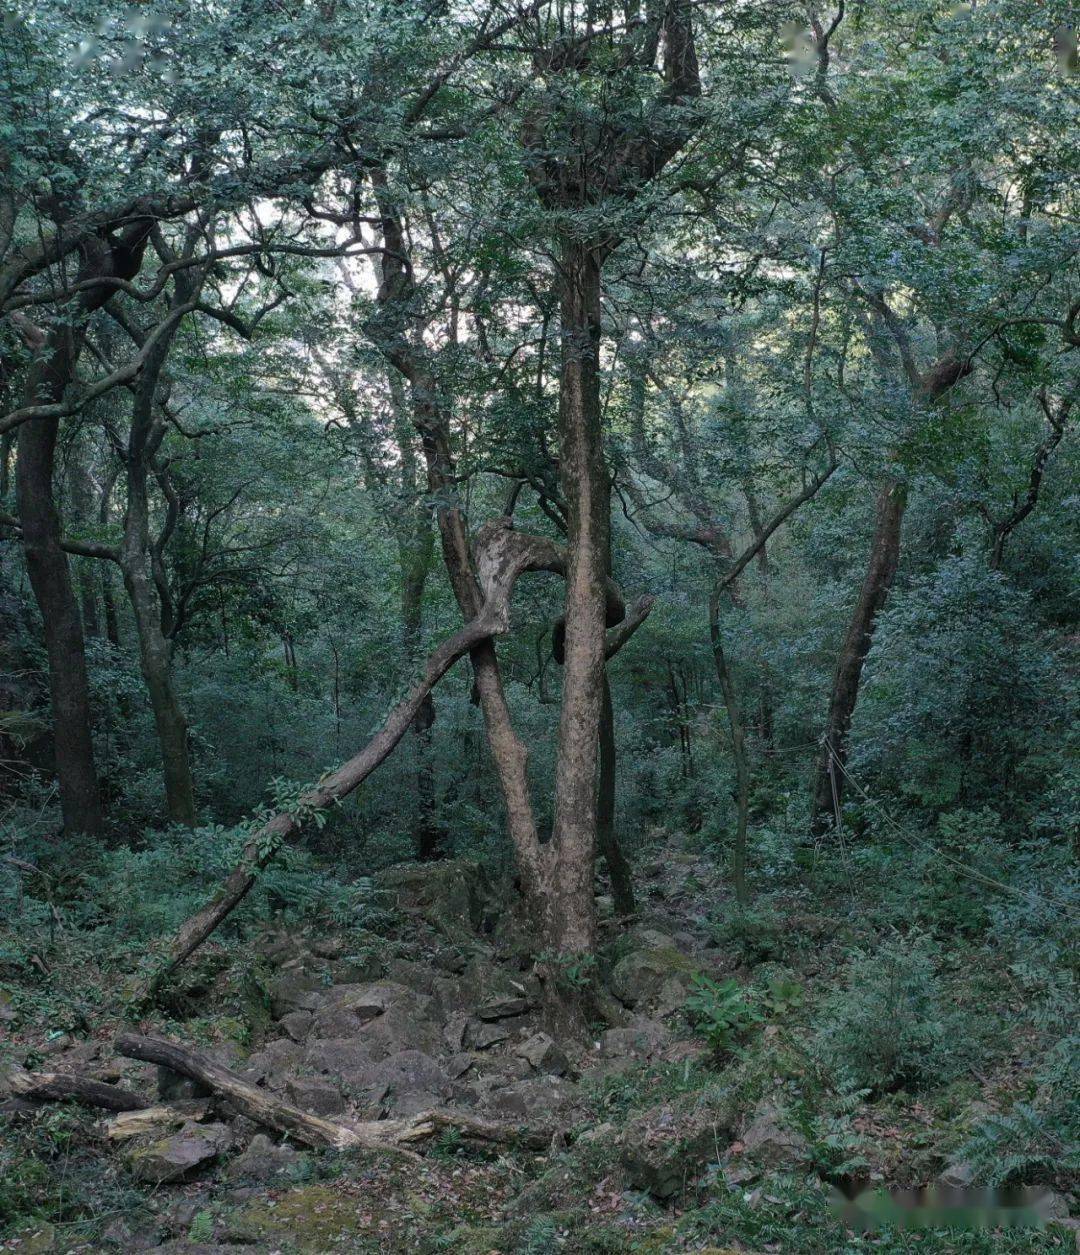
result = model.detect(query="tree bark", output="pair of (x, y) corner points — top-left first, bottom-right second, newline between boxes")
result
(810, 477), (906, 834)
(598, 672), (635, 917)
(709, 591), (749, 906)
(9, 1068), (145, 1112)
(16, 333), (104, 837)
(545, 239), (609, 955)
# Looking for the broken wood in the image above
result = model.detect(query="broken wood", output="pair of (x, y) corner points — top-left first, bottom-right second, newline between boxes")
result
(115, 1033), (551, 1154)
(9, 1067), (146, 1112)
(104, 1100), (213, 1140)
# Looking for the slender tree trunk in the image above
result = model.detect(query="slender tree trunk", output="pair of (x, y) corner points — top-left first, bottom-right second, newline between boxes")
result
(16, 336), (104, 836)
(102, 573), (122, 649)
(68, 457), (101, 638)
(709, 590), (749, 906)
(119, 463), (196, 826)
(810, 478), (906, 834)
(597, 672), (635, 916)
(122, 562), (196, 827)
(401, 524), (441, 860)
(546, 239), (609, 955)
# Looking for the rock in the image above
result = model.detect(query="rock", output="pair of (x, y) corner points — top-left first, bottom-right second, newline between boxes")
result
(285, 1076), (346, 1116)
(446, 1052), (476, 1079)
(578, 1056), (639, 1085)
(310, 935), (346, 959)
(267, 965), (323, 1019)
(278, 1009), (313, 1042)
(226, 1133), (300, 1183)
(514, 1032), (569, 1076)
(476, 995), (530, 1021)
(609, 946), (697, 1010)
(376, 859), (491, 941)
(365, 1050), (450, 1114)
(598, 1020), (670, 1060)
(630, 927), (678, 951)
(1034, 1190), (1071, 1221)
(472, 1022), (510, 1050)
(620, 1102), (733, 1200)
(484, 1075), (580, 1121)
(443, 1012), (470, 1051)
(303, 1037), (378, 1083)
(577, 1121), (616, 1145)
(937, 1159), (977, 1189)
(242, 1038), (303, 1089)
(126, 1122), (233, 1184)
(738, 1099), (809, 1169)
(312, 982), (438, 1053)
(224, 1183), (375, 1247)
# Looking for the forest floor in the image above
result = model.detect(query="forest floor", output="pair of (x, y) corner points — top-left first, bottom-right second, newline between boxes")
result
(0, 829), (1076, 1253)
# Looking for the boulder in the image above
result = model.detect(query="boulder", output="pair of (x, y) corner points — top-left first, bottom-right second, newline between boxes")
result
(303, 1037), (378, 1083)
(278, 1010), (313, 1043)
(376, 859), (491, 941)
(226, 1133), (300, 1183)
(364, 1050), (450, 1115)
(362, 1005), (441, 1059)
(443, 1012), (469, 1052)
(471, 1022), (510, 1050)
(284, 1076), (346, 1116)
(609, 946), (697, 1010)
(937, 1160), (977, 1190)
(514, 1032), (569, 1076)
(126, 1121), (233, 1184)
(267, 964), (324, 1019)
(598, 1020), (671, 1060)
(620, 1103), (730, 1200)
(475, 995), (531, 1021)
(242, 1038), (303, 1090)
(737, 1099), (809, 1169)
(484, 1075), (580, 1121)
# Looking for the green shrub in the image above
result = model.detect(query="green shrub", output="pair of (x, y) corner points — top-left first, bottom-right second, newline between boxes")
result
(684, 972), (761, 1054)
(815, 935), (976, 1095)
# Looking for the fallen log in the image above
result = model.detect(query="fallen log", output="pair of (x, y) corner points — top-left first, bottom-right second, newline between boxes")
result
(9, 1067), (147, 1112)
(115, 1033), (550, 1154)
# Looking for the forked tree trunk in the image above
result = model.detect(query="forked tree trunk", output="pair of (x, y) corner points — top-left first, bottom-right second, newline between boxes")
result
(810, 477), (906, 834)
(16, 335), (104, 837)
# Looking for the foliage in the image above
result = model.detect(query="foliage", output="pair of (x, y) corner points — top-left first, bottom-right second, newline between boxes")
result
(814, 935), (980, 1096)
(684, 973), (762, 1054)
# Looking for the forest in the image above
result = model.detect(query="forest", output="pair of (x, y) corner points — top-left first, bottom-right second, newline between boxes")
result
(0, 0), (1077, 1251)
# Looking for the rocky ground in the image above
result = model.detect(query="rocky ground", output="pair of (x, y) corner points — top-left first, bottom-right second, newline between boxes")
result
(1, 838), (1076, 1252)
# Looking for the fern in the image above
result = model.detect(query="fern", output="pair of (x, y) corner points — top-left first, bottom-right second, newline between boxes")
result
(958, 1102), (1067, 1186)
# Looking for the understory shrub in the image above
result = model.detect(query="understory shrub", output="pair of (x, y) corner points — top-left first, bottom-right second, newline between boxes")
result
(815, 935), (978, 1095)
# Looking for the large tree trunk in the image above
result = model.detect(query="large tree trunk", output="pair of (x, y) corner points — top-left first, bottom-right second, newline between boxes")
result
(810, 478), (906, 834)
(709, 591), (749, 906)
(16, 336), (104, 837)
(545, 240), (609, 955)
